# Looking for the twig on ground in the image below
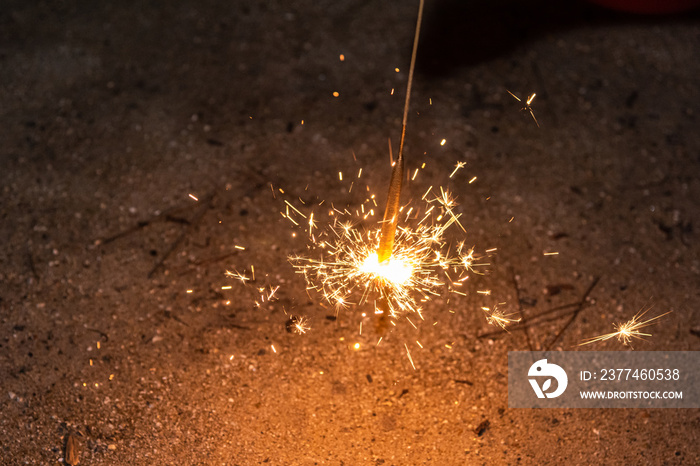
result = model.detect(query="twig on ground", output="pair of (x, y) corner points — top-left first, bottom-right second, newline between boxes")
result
(509, 267), (535, 351)
(98, 198), (206, 245)
(543, 276), (600, 350)
(478, 275), (600, 349)
(148, 192), (215, 278)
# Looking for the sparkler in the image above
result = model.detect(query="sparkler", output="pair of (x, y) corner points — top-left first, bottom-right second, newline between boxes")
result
(284, 0), (505, 344)
(288, 189), (488, 321)
(221, 2), (670, 359)
(230, 0), (677, 361)
(579, 309), (671, 347)
(376, 0), (423, 263)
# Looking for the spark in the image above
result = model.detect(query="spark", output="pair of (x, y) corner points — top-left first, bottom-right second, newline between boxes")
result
(284, 200), (306, 219)
(265, 285), (280, 301)
(579, 309), (671, 347)
(507, 90), (539, 127)
(308, 212), (317, 237)
(405, 343), (416, 370)
(449, 161), (466, 178)
(226, 266), (281, 310)
(226, 269), (250, 283)
(286, 315), (311, 335)
(188, 193), (199, 201)
(440, 139), (446, 146)
(254, 284), (280, 307)
(294, 317), (311, 335)
(482, 305), (521, 330)
(333, 91), (340, 97)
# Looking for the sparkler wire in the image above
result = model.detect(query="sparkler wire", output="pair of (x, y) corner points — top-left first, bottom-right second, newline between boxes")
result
(377, 0), (424, 263)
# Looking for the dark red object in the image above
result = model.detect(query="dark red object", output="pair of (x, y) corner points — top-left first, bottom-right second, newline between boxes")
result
(587, 0), (700, 14)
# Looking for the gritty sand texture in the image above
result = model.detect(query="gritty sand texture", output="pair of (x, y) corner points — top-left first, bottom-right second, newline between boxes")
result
(1, 0), (699, 464)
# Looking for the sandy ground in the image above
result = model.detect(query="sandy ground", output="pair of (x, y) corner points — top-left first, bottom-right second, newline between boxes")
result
(1, 0), (699, 464)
